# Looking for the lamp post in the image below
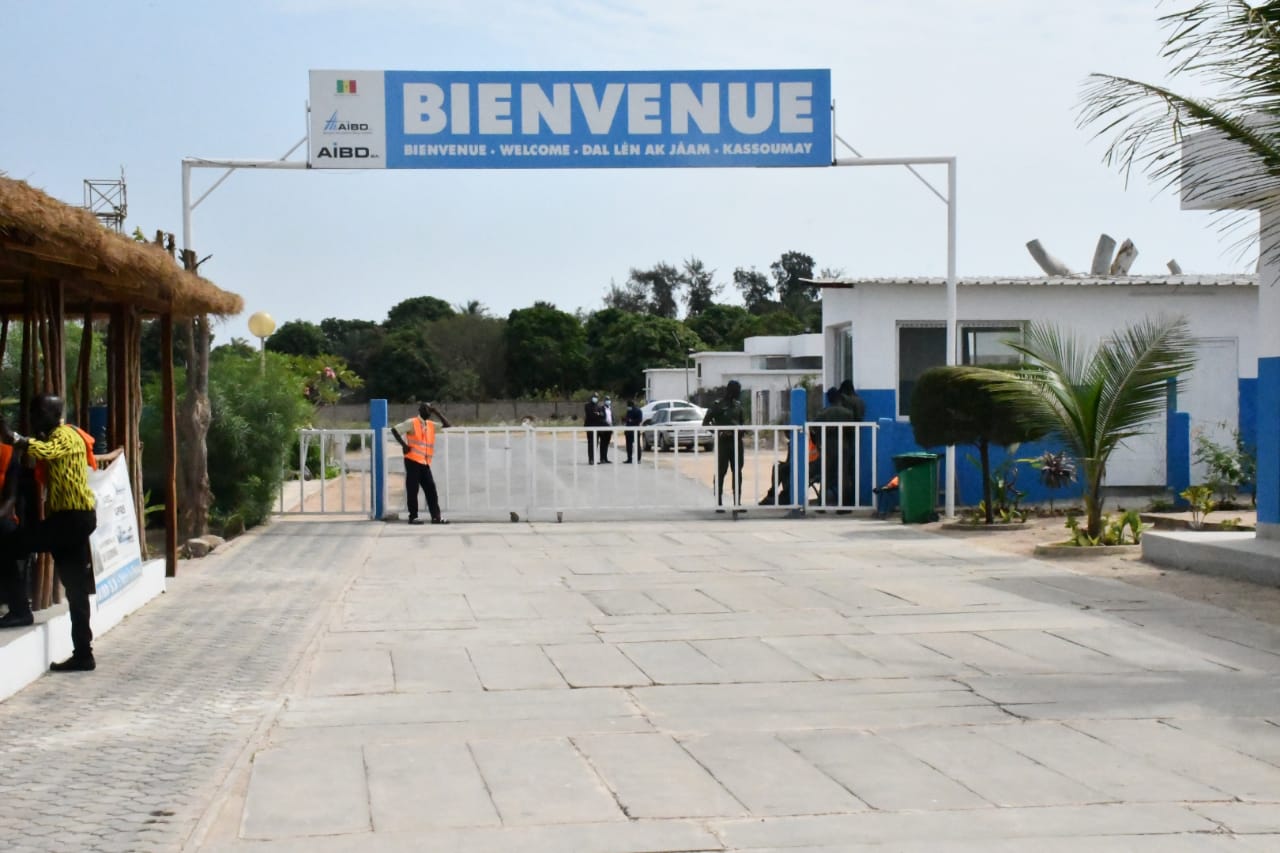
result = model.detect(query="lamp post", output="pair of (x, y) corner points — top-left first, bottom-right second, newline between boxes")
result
(247, 311), (276, 373)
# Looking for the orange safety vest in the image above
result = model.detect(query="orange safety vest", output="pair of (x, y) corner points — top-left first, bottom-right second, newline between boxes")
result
(808, 437), (820, 463)
(0, 444), (15, 523)
(404, 417), (436, 466)
(33, 424), (98, 491)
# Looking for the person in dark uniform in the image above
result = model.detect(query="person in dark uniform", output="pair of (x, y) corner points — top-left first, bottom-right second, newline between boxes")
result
(0, 436), (30, 629)
(838, 379), (867, 421)
(623, 399), (644, 463)
(703, 380), (746, 511)
(583, 393), (605, 464)
(813, 387), (857, 510)
(598, 396), (615, 463)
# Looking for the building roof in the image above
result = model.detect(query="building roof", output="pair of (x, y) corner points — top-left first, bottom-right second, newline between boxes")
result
(0, 176), (244, 317)
(805, 274), (1255, 288)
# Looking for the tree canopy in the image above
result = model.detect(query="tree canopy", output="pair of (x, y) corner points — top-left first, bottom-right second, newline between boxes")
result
(910, 366), (1048, 523)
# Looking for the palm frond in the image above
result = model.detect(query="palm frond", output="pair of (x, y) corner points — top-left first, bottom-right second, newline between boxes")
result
(1079, 1), (1280, 267)
(1089, 315), (1197, 452)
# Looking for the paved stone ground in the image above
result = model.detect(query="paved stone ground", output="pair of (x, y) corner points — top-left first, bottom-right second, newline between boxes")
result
(0, 522), (377, 853)
(6, 515), (1280, 851)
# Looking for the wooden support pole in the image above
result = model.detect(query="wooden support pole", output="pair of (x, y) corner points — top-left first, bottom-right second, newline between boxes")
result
(161, 313), (178, 576)
(77, 307), (93, 427)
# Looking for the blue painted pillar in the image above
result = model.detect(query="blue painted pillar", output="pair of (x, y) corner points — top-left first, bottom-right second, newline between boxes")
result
(1258, 357), (1280, 532)
(1259, 208), (1280, 538)
(790, 388), (808, 512)
(370, 399), (388, 520)
(1168, 412), (1191, 507)
(88, 405), (109, 455)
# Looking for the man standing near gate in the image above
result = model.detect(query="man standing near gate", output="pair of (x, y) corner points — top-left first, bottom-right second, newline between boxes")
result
(703, 380), (746, 511)
(391, 402), (451, 525)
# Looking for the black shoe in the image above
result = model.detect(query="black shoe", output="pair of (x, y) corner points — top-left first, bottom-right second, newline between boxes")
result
(715, 508), (726, 514)
(408, 518), (426, 525)
(0, 610), (34, 628)
(601, 459), (612, 464)
(431, 517), (449, 525)
(50, 655), (96, 673)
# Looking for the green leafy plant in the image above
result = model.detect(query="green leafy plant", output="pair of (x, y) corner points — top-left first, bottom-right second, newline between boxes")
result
(1193, 426), (1256, 508)
(1180, 484), (1217, 529)
(963, 454), (1026, 524)
(1065, 509), (1148, 546)
(1220, 517), (1243, 531)
(1021, 450), (1076, 513)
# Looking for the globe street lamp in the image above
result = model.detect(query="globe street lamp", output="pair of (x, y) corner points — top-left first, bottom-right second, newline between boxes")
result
(247, 311), (276, 372)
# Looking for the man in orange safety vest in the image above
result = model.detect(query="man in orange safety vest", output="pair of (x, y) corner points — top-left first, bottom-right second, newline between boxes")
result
(391, 402), (452, 525)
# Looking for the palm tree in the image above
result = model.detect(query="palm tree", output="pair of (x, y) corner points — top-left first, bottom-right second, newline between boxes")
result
(980, 317), (1196, 540)
(1078, 1), (1280, 263)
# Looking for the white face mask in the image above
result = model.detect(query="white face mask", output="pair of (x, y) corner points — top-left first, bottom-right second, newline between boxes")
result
(590, 397), (598, 403)
(604, 399), (611, 405)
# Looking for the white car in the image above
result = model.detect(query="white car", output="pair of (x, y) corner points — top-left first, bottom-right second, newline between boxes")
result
(642, 408), (716, 452)
(639, 399), (706, 425)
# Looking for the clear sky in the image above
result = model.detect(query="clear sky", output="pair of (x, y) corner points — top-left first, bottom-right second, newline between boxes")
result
(2, 1), (1242, 346)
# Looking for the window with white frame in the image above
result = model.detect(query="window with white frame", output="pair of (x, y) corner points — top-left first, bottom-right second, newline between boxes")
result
(832, 324), (853, 387)
(898, 322), (1023, 416)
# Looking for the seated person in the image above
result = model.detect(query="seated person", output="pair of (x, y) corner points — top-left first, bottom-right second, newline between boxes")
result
(759, 432), (821, 505)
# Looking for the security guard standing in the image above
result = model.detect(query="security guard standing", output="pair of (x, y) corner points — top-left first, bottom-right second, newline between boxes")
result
(391, 402), (451, 525)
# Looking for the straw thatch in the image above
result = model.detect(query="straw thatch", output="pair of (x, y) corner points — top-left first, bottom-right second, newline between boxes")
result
(0, 176), (243, 318)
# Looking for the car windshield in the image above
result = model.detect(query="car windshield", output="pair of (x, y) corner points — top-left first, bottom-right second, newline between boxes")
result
(671, 410), (701, 422)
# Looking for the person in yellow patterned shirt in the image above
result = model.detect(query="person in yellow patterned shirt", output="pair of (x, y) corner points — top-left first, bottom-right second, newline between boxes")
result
(0, 394), (98, 672)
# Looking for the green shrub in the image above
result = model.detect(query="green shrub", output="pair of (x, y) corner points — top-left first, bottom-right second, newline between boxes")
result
(1193, 426), (1256, 507)
(206, 352), (315, 528)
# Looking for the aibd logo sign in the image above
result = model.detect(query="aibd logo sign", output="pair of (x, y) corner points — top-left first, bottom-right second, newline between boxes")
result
(322, 111), (370, 134)
(315, 145), (375, 160)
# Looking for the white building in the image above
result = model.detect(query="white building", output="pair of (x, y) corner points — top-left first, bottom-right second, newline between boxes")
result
(646, 333), (822, 424)
(814, 274), (1258, 502)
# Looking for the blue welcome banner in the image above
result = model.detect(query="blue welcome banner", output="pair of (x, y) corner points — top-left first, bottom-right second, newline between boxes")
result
(309, 69), (832, 170)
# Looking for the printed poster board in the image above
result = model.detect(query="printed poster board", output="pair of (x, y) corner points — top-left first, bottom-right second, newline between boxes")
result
(88, 456), (144, 605)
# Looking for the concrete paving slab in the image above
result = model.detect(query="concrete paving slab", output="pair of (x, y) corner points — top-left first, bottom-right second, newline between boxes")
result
(543, 641), (654, 687)
(364, 740), (500, 831)
(305, 648), (395, 697)
(680, 732), (864, 816)
(879, 725), (1110, 807)
(240, 745), (369, 839)
(467, 644), (567, 690)
(575, 732), (746, 818)
(388, 645), (483, 692)
(712, 803), (1218, 848)
(469, 737), (624, 825)
(784, 730), (985, 811)
(1069, 718), (1280, 800)
(204, 819), (723, 852)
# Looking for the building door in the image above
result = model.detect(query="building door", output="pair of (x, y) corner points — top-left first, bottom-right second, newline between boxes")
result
(1184, 338), (1239, 485)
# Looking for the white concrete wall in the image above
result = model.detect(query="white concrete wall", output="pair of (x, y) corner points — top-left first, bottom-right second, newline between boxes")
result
(644, 369), (693, 402)
(695, 353), (750, 390)
(743, 333), (822, 358)
(824, 283), (1259, 393)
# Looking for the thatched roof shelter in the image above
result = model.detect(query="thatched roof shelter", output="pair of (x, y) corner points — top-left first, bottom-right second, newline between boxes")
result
(0, 177), (242, 317)
(0, 175), (243, 591)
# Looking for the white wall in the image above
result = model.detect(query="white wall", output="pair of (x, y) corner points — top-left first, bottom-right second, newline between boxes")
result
(644, 368), (693, 402)
(824, 282), (1259, 392)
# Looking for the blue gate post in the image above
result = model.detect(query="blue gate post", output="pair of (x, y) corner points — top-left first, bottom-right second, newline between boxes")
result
(789, 388), (808, 517)
(370, 399), (388, 520)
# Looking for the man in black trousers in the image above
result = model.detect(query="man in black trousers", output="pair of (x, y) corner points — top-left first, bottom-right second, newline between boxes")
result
(623, 399), (644, 463)
(583, 393), (605, 464)
(391, 402), (451, 524)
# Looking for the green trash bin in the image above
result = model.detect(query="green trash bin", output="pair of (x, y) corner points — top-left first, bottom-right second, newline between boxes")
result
(893, 452), (939, 523)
